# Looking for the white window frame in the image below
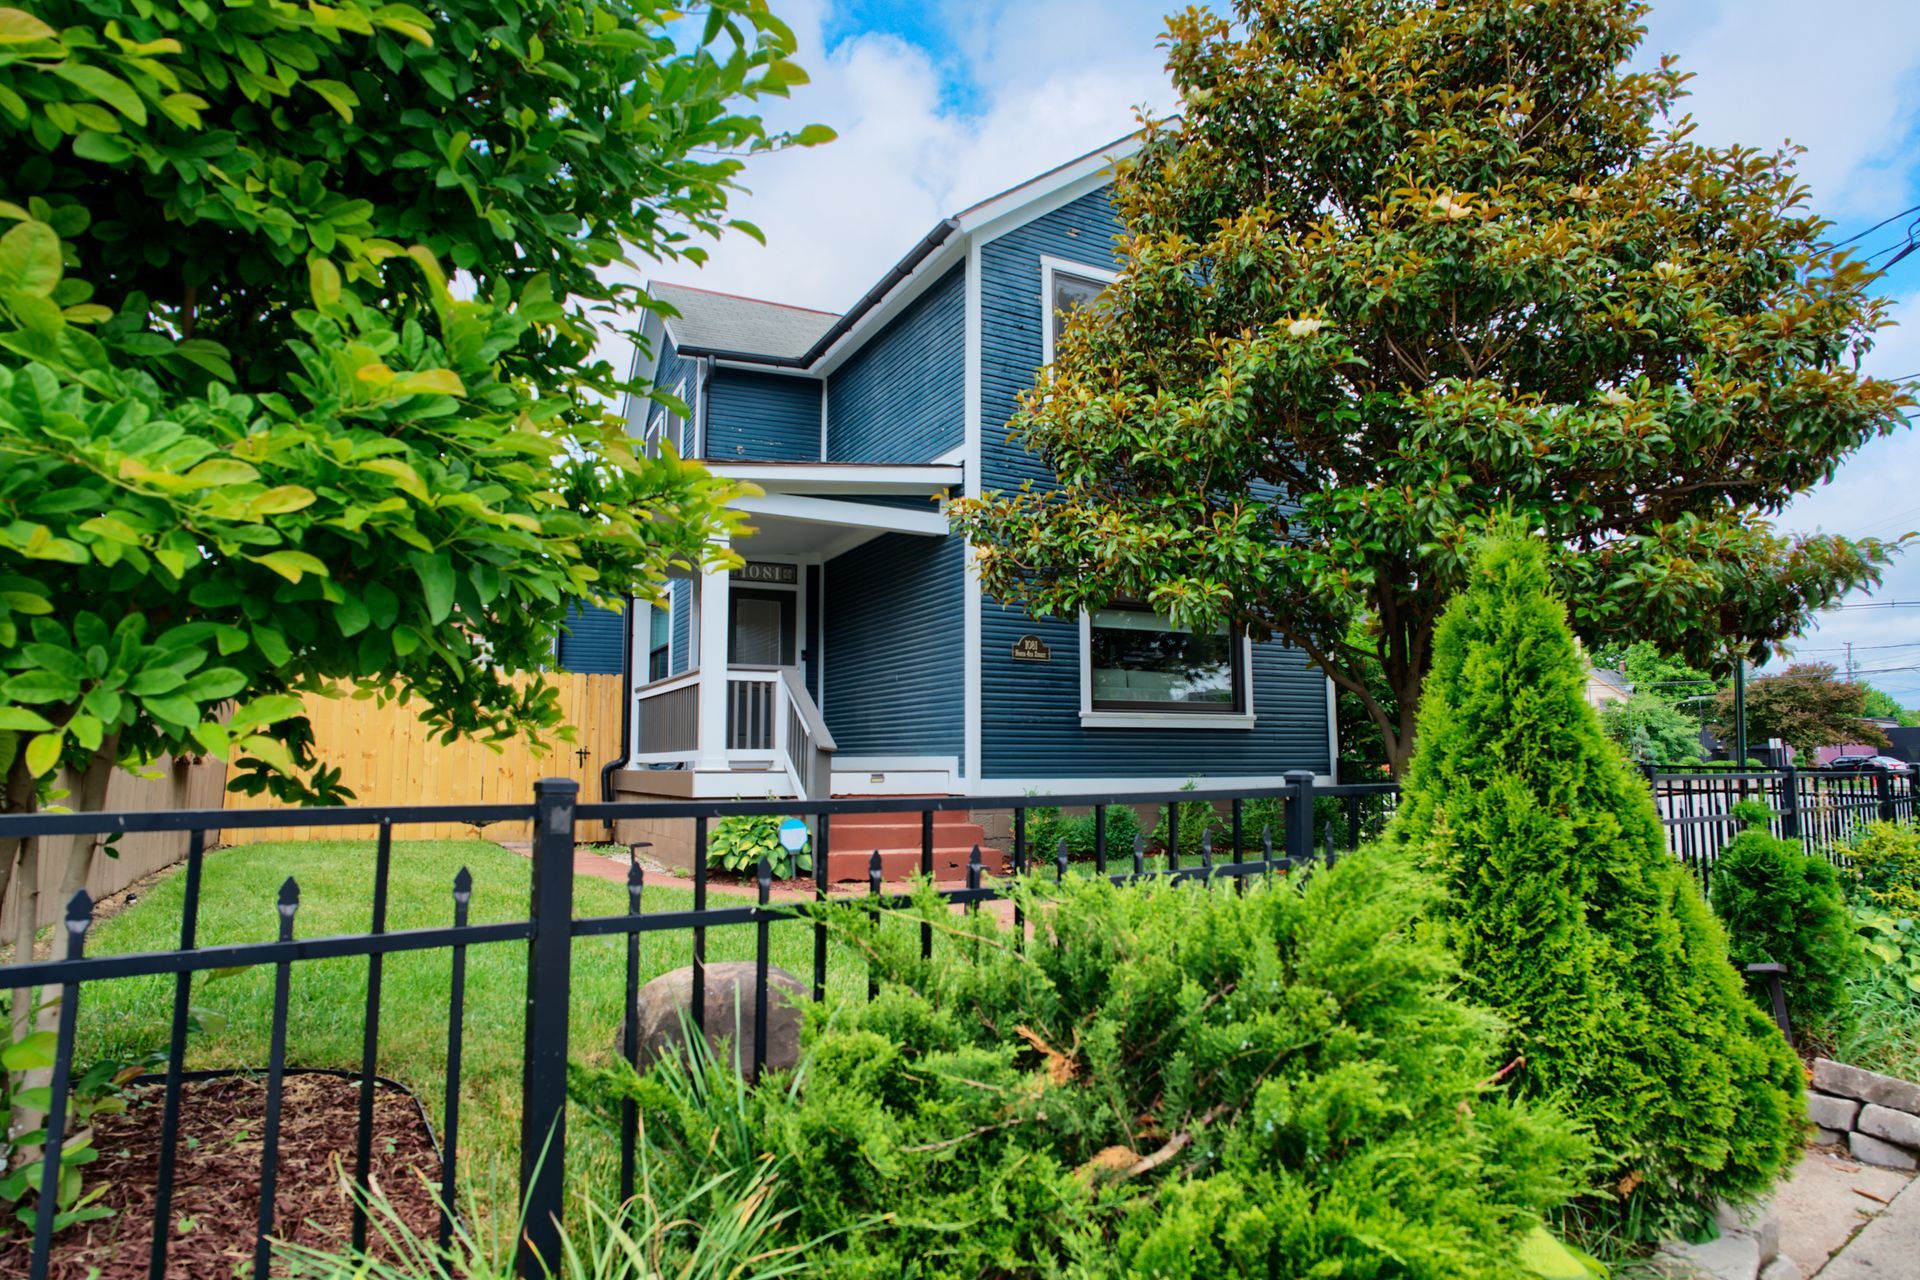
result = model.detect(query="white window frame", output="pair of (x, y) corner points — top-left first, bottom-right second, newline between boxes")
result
(1039, 255), (1118, 368)
(1077, 608), (1256, 730)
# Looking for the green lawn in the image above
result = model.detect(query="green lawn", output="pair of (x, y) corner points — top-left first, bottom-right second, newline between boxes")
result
(73, 840), (875, 1229)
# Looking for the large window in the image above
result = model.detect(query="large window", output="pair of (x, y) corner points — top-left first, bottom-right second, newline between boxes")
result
(1086, 607), (1246, 716)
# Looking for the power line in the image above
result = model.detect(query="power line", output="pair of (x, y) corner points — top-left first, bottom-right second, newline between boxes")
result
(1836, 205), (1920, 248)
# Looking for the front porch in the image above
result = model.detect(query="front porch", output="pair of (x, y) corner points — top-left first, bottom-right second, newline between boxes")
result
(619, 462), (962, 803)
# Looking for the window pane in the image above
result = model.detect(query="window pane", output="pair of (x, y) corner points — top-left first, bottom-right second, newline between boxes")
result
(1090, 612), (1237, 709)
(1051, 273), (1105, 348)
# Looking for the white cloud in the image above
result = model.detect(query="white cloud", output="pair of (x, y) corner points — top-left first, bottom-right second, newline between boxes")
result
(1643, 0), (1920, 219)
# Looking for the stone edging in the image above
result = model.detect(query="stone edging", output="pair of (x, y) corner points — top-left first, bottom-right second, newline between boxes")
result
(1806, 1058), (1920, 1171)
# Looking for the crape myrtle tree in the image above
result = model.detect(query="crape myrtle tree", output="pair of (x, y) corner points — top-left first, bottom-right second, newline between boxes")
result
(950, 0), (1914, 776)
(0, 0), (828, 960)
(1389, 533), (1801, 1235)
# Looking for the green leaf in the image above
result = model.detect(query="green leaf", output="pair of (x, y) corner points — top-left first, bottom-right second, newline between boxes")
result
(24, 729), (63, 776)
(184, 667), (246, 701)
(251, 550), (330, 583)
(388, 368), (464, 397)
(183, 458), (260, 487)
(305, 78), (359, 122)
(50, 62), (147, 126)
(4, 670), (79, 703)
(0, 707), (54, 731)
(0, 1030), (56, 1070)
(250, 624), (291, 667)
(71, 130), (135, 164)
(792, 123), (837, 146)
(410, 552), (456, 624)
(0, 220), (61, 297)
(0, 8), (60, 43)
(308, 260), (341, 309)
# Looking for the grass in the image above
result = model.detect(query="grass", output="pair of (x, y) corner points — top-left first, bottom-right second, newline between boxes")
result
(69, 839), (880, 1233)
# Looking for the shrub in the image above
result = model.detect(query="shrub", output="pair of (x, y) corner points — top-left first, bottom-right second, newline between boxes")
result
(1021, 804), (1143, 863)
(1150, 795), (1222, 857)
(1389, 534), (1802, 1237)
(706, 813), (810, 879)
(1710, 800), (1860, 1035)
(1845, 821), (1920, 917)
(594, 854), (1590, 1278)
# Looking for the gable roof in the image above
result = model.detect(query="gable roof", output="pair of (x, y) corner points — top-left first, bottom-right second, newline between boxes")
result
(652, 282), (838, 363)
(651, 129), (1141, 370)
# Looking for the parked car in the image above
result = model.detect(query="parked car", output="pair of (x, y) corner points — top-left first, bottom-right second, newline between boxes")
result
(1826, 755), (1913, 775)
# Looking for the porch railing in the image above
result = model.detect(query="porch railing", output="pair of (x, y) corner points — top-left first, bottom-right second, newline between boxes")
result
(632, 665), (835, 799)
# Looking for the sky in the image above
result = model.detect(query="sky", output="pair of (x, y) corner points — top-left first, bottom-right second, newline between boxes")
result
(640, 0), (1920, 700)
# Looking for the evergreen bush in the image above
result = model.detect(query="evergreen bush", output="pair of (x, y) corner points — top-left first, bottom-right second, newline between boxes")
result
(1710, 801), (1859, 1036)
(588, 856), (1590, 1277)
(1388, 534), (1802, 1235)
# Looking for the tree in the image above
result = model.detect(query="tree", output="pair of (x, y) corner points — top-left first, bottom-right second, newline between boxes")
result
(1711, 662), (1888, 759)
(1861, 686), (1917, 727)
(1599, 692), (1700, 765)
(0, 1), (825, 959)
(950, 0), (1912, 775)
(1389, 532), (1801, 1235)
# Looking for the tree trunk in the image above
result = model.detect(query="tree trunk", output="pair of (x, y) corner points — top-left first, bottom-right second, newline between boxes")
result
(51, 736), (119, 962)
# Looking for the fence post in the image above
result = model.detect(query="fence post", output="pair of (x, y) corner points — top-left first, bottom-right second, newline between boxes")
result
(1283, 770), (1316, 867)
(519, 778), (578, 1278)
(1778, 765), (1800, 842)
(1878, 770), (1897, 823)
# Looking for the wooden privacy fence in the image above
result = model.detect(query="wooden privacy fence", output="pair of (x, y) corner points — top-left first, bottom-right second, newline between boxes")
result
(221, 673), (625, 842)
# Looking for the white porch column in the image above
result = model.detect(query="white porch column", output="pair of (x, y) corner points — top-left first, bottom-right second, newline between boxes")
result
(694, 542), (731, 773)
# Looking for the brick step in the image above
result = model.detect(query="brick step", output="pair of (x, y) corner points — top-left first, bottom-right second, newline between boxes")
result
(828, 809), (979, 829)
(825, 846), (1008, 884)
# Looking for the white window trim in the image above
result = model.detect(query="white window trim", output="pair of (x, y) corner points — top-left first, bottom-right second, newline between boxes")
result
(1039, 254), (1119, 368)
(1077, 609), (1257, 730)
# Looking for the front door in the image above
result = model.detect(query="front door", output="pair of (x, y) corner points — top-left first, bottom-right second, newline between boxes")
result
(729, 588), (796, 667)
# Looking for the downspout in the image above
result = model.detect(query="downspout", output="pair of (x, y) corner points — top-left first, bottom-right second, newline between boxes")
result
(601, 597), (637, 823)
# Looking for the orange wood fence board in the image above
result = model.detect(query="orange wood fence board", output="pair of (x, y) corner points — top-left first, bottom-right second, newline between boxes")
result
(221, 673), (625, 843)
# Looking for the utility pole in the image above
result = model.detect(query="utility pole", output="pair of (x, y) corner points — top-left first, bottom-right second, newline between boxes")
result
(1846, 641), (1855, 681)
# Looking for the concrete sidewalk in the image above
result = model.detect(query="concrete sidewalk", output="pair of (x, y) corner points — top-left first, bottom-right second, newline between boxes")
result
(1815, 1167), (1920, 1277)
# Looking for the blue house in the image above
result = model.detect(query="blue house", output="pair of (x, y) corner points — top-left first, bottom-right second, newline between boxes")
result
(592, 137), (1336, 843)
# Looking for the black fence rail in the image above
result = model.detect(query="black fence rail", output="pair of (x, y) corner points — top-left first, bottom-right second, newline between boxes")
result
(0, 764), (1904, 1280)
(1649, 766), (1916, 893)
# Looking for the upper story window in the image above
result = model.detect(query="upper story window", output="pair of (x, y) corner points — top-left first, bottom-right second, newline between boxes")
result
(641, 379), (689, 458)
(1040, 256), (1118, 367)
(647, 603), (671, 682)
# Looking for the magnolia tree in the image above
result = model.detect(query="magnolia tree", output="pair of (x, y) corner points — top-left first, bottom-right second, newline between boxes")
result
(951, 0), (1914, 775)
(0, 0), (826, 956)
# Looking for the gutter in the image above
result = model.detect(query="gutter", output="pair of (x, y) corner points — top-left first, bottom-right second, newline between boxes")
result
(673, 219), (961, 370)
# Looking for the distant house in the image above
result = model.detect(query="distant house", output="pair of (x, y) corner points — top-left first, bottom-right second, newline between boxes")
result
(1583, 667), (1633, 712)
(561, 135), (1337, 835)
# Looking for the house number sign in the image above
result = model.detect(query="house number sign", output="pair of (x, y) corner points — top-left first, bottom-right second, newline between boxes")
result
(731, 561), (798, 585)
(1011, 634), (1052, 662)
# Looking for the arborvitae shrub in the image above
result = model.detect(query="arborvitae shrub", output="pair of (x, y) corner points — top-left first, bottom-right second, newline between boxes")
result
(597, 857), (1589, 1278)
(1389, 535), (1802, 1235)
(1711, 801), (1859, 1036)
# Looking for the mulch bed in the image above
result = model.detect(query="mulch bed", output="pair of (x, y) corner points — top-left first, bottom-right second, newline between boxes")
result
(0, 1072), (442, 1280)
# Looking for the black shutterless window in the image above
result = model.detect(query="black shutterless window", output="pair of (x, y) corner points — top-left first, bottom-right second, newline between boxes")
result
(1088, 607), (1244, 714)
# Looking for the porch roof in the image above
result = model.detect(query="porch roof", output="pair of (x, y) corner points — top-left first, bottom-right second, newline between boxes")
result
(707, 460), (962, 496)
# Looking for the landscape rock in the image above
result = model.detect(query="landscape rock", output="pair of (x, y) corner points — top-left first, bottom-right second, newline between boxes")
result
(1813, 1126), (1849, 1146)
(1847, 1130), (1919, 1171)
(1657, 1231), (1762, 1280)
(617, 962), (806, 1075)
(1856, 1103), (1920, 1150)
(1758, 1254), (1799, 1280)
(1714, 1199), (1780, 1267)
(1811, 1058), (1920, 1115)
(1804, 1092), (1861, 1132)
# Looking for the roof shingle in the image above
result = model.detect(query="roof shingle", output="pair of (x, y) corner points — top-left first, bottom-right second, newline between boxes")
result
(652, 282), (838, 360)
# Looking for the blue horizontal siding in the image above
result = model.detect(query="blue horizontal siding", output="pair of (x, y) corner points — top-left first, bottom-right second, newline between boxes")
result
(977, 186), (1329, 778)
(704, 368), (821, 461)
(827, 263), (965, 463)
(557, 602), (626, 675)
(824, 533), (963, 760)
(668, 578), (692, 677)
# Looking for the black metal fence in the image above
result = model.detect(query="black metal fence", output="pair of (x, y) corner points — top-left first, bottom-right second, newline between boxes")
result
(1650, 765), (1916, 892)
(0, 764), (1908, 1279)
(0, 772), (1391, 1280)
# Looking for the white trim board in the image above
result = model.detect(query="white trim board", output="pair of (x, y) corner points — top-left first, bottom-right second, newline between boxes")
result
(733, 493), (949, 537)
(962, 236), (985, 786)
(707, 461), (961, 495)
